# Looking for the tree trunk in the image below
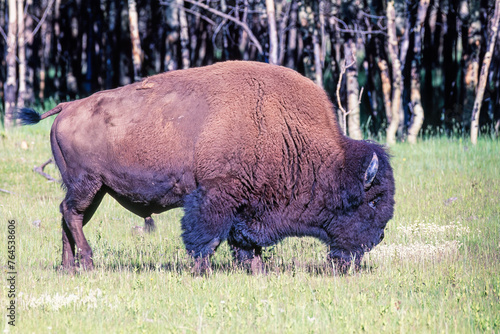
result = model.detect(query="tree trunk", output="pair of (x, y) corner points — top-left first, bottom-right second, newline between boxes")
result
(408, 63), (425, 143)
(471, 0), (500, 145)
(39, 0), (52, 102)
(398, 8), (409, 139)
(386, 0), (402, 145)
(0, 2), (4, 101)
(345, 39), (362, 140)
(265, 0), (278, 64)
(277, 0), (290, 65)
(4, 0), (17, 128)
(378, 59), (392, 124)
(285, 0), (298, 69)
(313, 29), (323, 87)
(52, 0), (62, 96)
(16, 0), (26, 109)
(127, 0), (142, 81)
(407, 0), (430, 144)
(462, 0), (482, 131)
(24, 0), (34, 105)
(443, 0), (459, 130)
(177, 0), (190, 69)
(164, 0), (179, 71)
(238, 0), (250, 60)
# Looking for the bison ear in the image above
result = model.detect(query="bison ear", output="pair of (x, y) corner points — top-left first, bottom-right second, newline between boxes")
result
(364, 153), (379, 190)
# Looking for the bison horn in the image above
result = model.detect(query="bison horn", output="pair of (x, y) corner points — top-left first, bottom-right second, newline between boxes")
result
(364, 153), (379, 189)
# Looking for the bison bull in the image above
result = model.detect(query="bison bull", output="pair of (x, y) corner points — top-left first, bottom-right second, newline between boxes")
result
(19, 61), (395, 273)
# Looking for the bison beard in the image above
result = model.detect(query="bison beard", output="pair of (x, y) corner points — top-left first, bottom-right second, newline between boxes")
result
(18, 61), (395, 274)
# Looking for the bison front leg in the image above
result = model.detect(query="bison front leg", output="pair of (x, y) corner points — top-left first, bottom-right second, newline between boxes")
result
(227, 219), (265, 275)
(181, 187), (234, 275)
(229, 245), (264, 275)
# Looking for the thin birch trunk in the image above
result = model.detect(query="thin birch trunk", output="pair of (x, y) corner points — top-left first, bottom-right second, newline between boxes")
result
(119, 3), (131, 85)
(25, 0), (34, 105)
(378, 60), (392, 124)
(408, 63), (425, 143)
(462, 0), (480, 130)
(319, 0), (326, 65)
(105, 0), (117, 88)
(464, 60), (479, 127)
(471, 0), (500, 145)
(39, 0), (52, 102)
(177, 0), (190, 69)
(165, 0), (179, 71)
(128, 0), (142, 81)
(220, 0), (228, 60)
(4, 0), (17, 128)
(407, 0), (430, 144)
(345, 39), (362, 139)
(266, 0), (278, 64)
(16, 0), (26, 109)
(277, 0), (290, 65)
(313, 29), (323, 87)
(238, 0), (249, 59)
(386, 0), (402, 145)
(398, 11), (409, 138)
(285, 0), (297, 69)
(54, 0), (61, 91)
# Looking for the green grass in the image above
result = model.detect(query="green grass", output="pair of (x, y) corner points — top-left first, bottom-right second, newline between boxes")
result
(1, 123), (499, 333)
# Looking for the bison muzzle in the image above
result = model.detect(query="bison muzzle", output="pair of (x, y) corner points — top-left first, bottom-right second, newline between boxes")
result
(19, 61), (395, 273)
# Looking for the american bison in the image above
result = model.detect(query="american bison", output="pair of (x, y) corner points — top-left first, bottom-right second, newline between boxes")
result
(19, 61), (395, 273)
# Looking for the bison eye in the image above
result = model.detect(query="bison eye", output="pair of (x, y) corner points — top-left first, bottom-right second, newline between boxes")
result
(368, 196), (381, 209)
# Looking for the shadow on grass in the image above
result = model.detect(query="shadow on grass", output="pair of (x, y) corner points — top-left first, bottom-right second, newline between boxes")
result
(51, 257), (377, 277)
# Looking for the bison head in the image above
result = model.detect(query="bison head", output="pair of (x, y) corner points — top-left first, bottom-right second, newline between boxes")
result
(326, 140), (395, 271)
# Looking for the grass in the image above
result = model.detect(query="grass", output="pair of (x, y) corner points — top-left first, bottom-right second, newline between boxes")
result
(1, 122), (499, 333)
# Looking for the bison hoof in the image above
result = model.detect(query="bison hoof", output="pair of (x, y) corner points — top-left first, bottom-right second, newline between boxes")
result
(192, 257), (212, 276)
(328, 258), (360, 275)
(250, 256), (264, 275)
(59, 264), (77, 274)
(76, 255), (94, 271)
(236, 256), (265, 275)
(80, 262), (94, 271)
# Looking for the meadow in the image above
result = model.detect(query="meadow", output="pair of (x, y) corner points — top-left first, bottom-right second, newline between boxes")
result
(1, 120), (499, 333)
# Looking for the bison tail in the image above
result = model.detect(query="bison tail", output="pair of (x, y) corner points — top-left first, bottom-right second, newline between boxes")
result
(17, 104), (64, 125)
(17, 108), (42, 125)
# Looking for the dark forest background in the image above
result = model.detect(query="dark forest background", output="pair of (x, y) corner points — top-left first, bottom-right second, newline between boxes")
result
(1, 0), (499, 143)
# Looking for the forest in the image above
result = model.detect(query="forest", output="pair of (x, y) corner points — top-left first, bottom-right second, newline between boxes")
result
(1, 0), (499, 144)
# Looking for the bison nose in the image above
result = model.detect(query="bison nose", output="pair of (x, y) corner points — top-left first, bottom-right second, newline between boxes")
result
(379, 231), (385, 242)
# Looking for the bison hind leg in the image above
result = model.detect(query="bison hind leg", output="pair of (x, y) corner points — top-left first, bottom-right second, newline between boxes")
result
(60, 180), (105, 271)
(144, 216), (156, 233)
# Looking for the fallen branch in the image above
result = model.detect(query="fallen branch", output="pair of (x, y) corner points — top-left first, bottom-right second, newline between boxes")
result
(0, 188), (14, 194)
(336, 59), (363, 136)
(33, 158), (58, 182)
